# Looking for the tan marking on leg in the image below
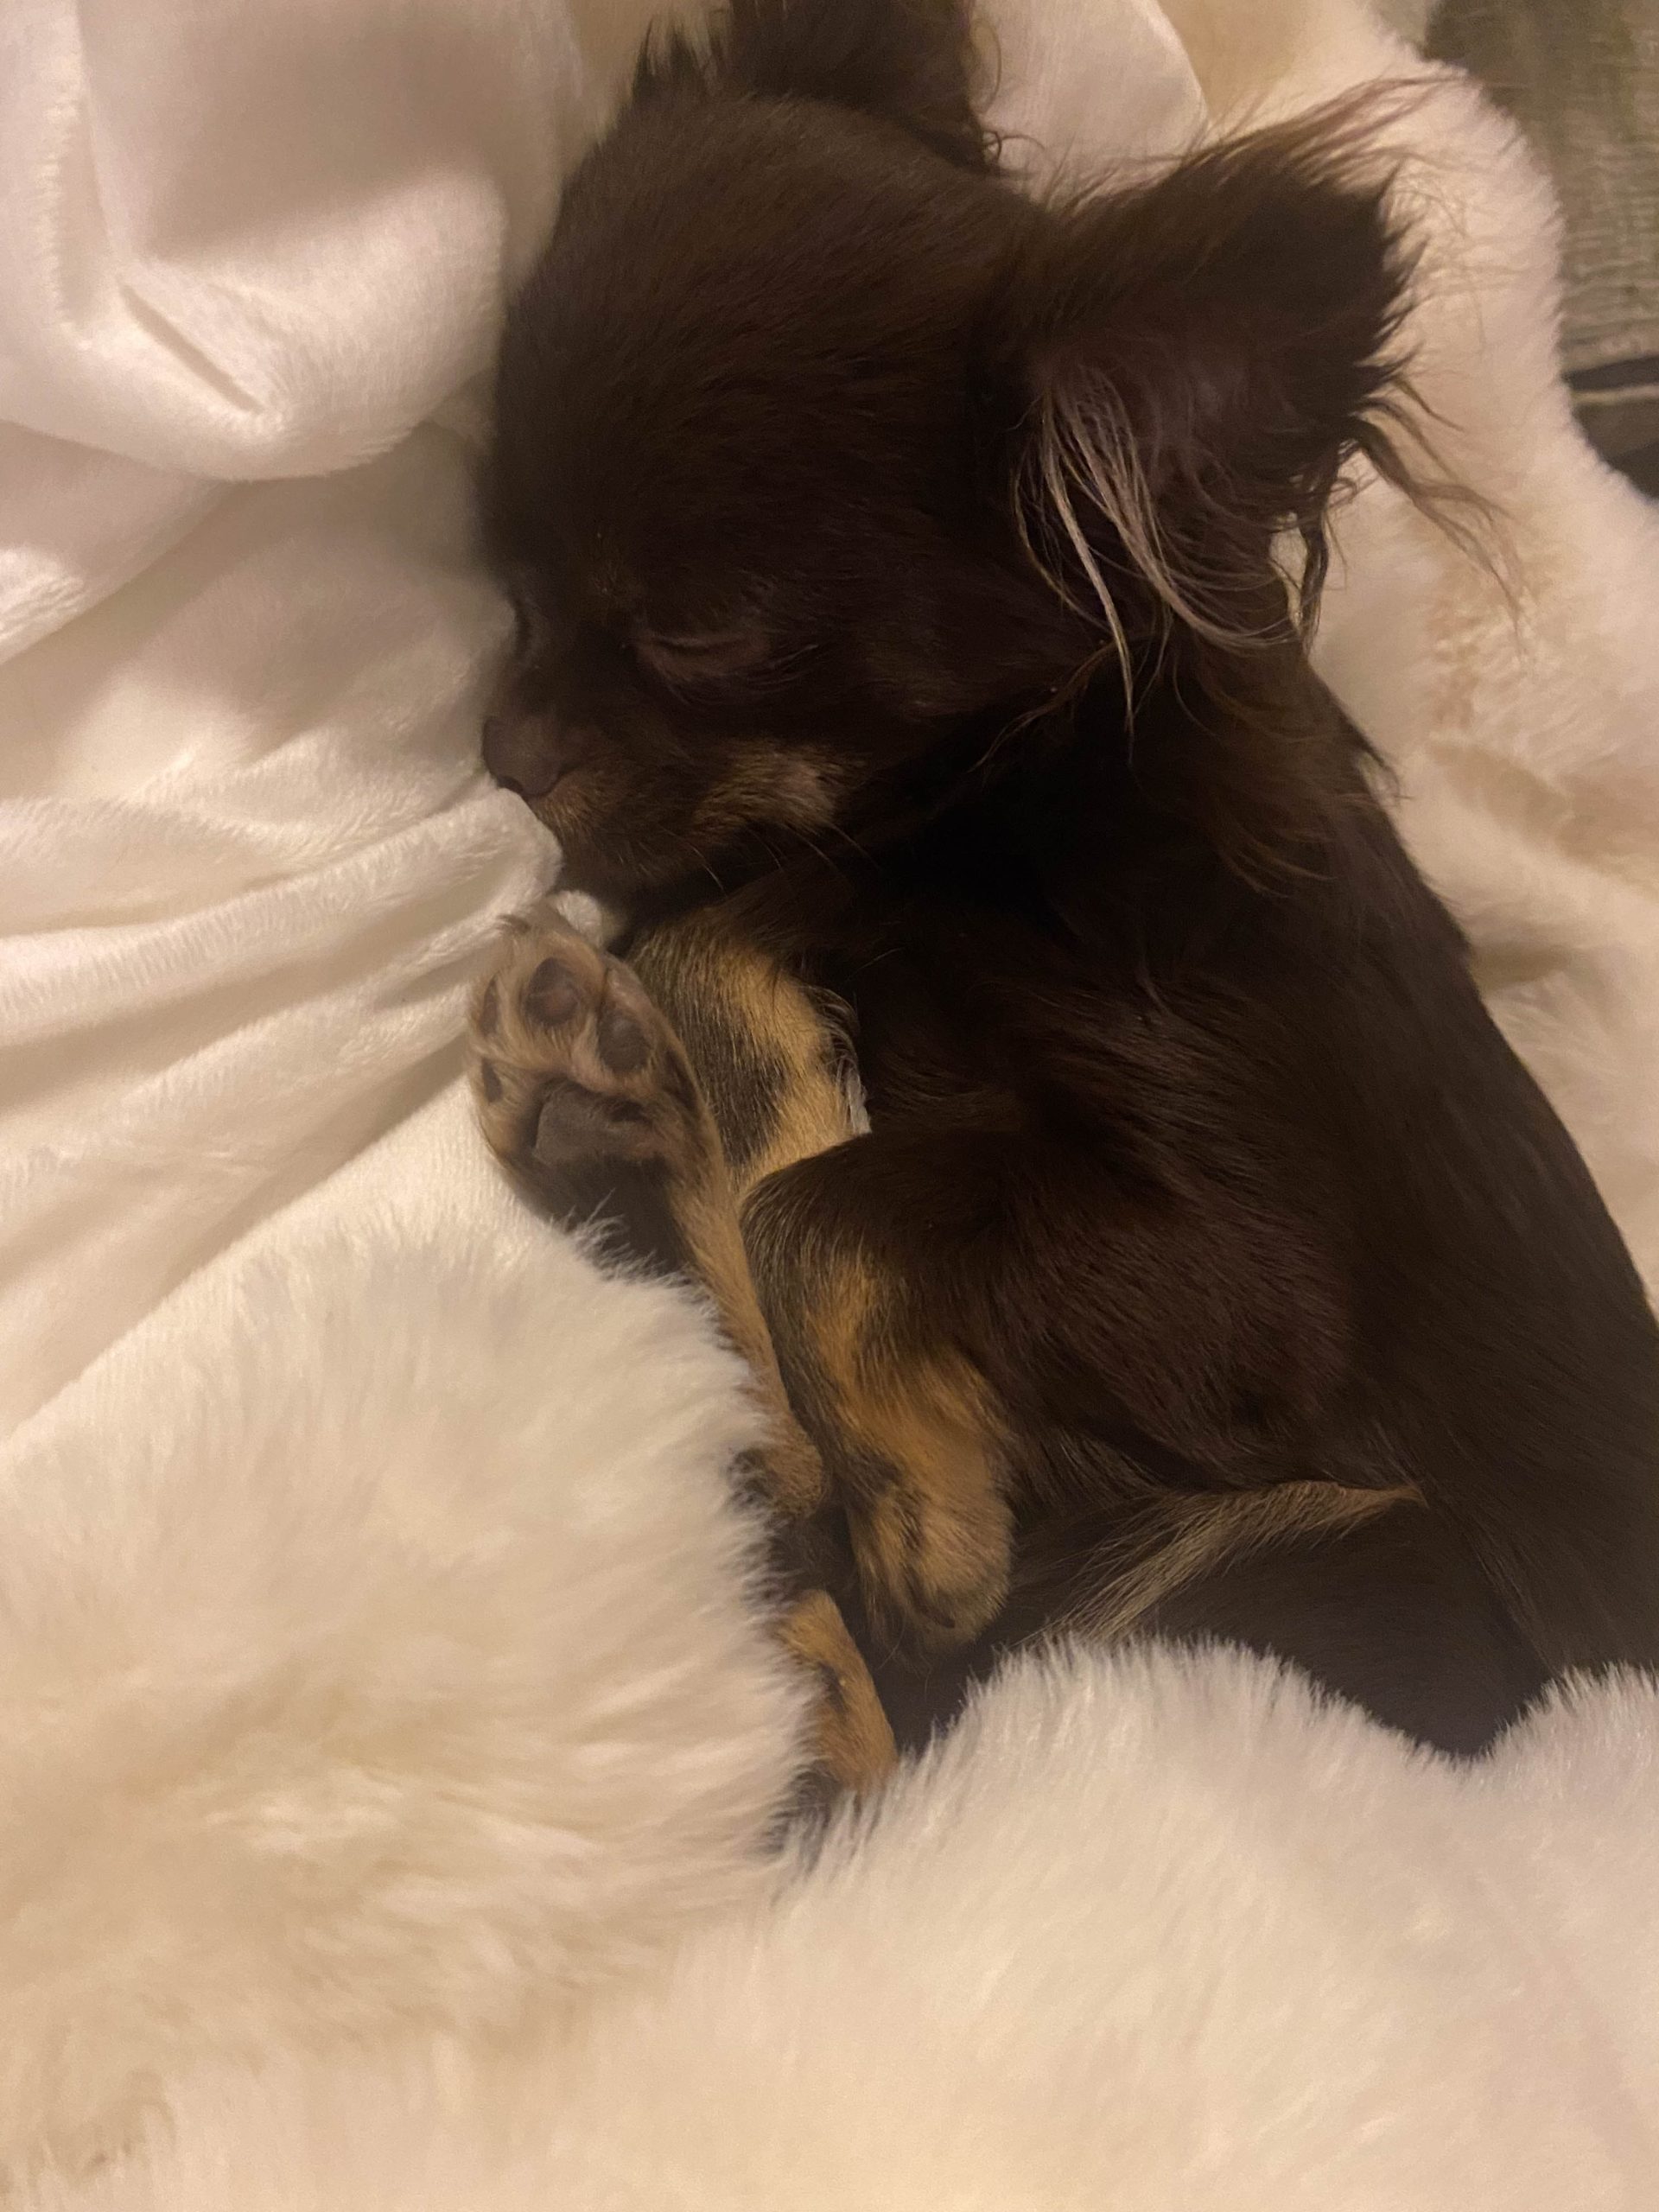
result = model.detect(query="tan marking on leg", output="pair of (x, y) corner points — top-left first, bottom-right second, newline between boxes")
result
(667, 1166), (827, 1517)
(785, 1244), (1013, 1649)
(731, 965), (861, 1192)
(630, 917), (862, 1199)
(849, 1358), (1014, 1647)
(779, 1588), (898, 1797)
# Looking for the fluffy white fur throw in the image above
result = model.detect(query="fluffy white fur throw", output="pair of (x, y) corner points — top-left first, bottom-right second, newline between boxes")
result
(29, 1647), (1659, 2210)
(0, 1093), (804, 2182)
(3, 0), (1658, 2197)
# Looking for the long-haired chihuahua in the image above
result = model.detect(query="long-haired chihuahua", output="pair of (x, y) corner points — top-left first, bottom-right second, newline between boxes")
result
(468, 0), (1659, 1784)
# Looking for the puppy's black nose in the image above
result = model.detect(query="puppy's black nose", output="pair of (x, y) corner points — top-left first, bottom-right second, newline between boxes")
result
(481, 712), (566, 800)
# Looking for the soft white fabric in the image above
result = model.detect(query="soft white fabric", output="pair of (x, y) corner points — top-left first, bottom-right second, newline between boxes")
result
(3, 0), (1659, 2197)
(988, 0), (1204, 186)
(28, 1644), (1659, 2212)
(0, 1082), (805, 2183)
(0, 0), (676, 1428)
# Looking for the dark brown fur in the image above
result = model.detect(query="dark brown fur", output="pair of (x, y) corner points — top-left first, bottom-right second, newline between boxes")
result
(473, 0), (1659, 1759)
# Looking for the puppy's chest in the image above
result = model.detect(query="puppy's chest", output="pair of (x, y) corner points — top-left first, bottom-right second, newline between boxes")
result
(813, 804), (1211, 1128)
(825, 904), (1124, 1132)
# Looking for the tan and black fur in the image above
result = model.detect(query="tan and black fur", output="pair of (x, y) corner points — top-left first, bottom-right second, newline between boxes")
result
(470, 0), (1659, 1769)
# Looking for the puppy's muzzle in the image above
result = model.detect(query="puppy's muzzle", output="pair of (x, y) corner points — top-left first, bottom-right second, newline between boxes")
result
(482, 711), (586, 800)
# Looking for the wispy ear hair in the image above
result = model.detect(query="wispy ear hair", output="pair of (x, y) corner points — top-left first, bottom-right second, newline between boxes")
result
(1010, 91), (1490, 700)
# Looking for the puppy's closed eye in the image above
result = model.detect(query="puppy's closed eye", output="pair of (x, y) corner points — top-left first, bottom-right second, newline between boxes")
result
(633, 625), (774, 695)
(503, 575), (553, 664)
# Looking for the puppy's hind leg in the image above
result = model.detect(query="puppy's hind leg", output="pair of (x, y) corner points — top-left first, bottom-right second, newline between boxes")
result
(1052, 1481), (1547, 1755)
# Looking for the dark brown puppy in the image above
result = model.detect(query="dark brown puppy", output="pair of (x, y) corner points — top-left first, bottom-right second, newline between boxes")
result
(473, 0), (1659, 1759)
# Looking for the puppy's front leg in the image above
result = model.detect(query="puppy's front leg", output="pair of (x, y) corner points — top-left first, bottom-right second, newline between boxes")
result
(470, 904), (893, 1794)
(472, 905), (823, 1516)
(632, 914), (1018, 1653)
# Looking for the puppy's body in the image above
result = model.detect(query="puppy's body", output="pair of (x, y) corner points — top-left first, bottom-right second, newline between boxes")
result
(473, 0), (1659, 1760)
(608, 664), (1655, 1751)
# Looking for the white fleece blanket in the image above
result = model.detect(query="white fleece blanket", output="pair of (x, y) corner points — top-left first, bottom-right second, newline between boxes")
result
(0, 0), (1205, 1434)
(3, 0), (1658, 2196)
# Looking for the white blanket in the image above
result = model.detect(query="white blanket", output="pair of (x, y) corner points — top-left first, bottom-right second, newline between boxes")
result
(3, 0), (1658, 2195)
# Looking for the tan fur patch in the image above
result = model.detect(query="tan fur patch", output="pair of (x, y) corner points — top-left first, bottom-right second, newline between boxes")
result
(804, 1250), (1013, 1647)
(1065, 1479), (1418, 1644)
(632, 915), (860, 1198)
(779, 1588), (897, 1796)
(687, 749), (840, 842)
(672, 1164), (827, 1519)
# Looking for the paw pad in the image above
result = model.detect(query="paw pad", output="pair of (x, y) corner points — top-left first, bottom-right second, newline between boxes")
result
(594, 1002), (650, 1074)
(467, 910), (709, 1203)
(525, 957), (582, 1029)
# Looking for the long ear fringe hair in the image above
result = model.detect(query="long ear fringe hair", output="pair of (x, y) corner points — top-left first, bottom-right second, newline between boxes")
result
(1012, 89), (1497, 722)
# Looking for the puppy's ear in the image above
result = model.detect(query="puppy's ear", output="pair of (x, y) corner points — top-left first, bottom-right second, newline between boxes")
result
(638, 0), (994, 172)
(1008, 101), (1424, 667)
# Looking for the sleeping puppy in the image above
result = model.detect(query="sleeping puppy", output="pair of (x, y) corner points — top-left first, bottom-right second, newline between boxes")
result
(469, 0), (1659, 1775)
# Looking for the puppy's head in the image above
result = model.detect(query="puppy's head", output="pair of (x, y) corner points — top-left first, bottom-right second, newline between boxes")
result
(482, 0), (1417, 899)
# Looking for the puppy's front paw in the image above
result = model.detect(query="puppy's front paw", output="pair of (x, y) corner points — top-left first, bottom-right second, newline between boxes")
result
(471, 911), (708, 1267)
